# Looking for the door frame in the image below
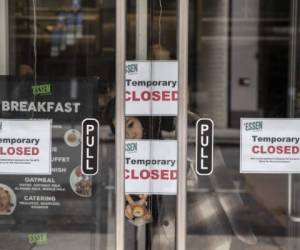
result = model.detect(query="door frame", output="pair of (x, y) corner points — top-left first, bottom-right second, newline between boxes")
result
(115, 0), (189, 249)
(0, 0), (9, 75)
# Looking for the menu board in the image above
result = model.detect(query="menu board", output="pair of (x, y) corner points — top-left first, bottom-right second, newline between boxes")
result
(0, 77), (99, 229)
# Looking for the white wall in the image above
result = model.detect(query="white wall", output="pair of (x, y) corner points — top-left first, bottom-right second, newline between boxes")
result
(0, 0), (9, 75)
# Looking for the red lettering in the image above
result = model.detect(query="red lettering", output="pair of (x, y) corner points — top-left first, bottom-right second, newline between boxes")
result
(277, 146), (283, 154)
(162, 91), (171, 101)
(32, 147), (39, 155)
(285, 146), (291, 154)
(125, 91), (131, 101)
(0, 147), (40, 156)
(151, 169), (159, 179)
(293, 146), (300, 154)
(170, 170), (177, 180)
(0, 147), (6, 155)
(125, 91), (179, 102)
(7, 147), (15, 155)
(16, 147), (23, 155)
(140, 170), (150, 179)
(268, 146), (275, 154)
(125, 169), (130, 179)
(152, 91), (161, 101)
(24, 147), (31, 155)
(161, 170), (169, 180)
(125, 169), (177, 180)
(252, 145), (300, 154)
(132, 91), (140, 101)
(131, 169), (139, 179)
(141, 91), (151, 101)
(252, 146), (259, 154)
(172, 91), (178, 101)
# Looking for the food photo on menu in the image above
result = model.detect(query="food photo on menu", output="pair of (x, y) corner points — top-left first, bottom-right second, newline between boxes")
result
(64, 129), (81, 147)
(0, 184), (16, 215)
(70, 166), (92, 198)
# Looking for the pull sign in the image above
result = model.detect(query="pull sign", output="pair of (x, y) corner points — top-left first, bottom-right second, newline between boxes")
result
(81, 119), (100, 175)
(196, 118), (214, 175)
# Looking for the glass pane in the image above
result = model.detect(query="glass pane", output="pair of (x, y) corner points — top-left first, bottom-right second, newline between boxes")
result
(290, 0), (300, 248)
(188, 0), (291, 249)
(1, 1), (116, 250)
(125, 1), (178, 249)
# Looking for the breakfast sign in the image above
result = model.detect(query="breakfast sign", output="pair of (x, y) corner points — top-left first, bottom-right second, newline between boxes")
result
(0, 77), (99, 226)
(241, 118), (300, 173)
(125, 61), (178, 116)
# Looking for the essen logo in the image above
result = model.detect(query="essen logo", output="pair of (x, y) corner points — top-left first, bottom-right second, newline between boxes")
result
(126, 142), (137, 153)
(244, 120), (263, 132)
(32, 83), (52, 96)
(126, 64), (138, 74)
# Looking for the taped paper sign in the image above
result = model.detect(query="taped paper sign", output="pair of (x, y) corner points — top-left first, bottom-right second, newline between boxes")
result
(125, 61), (178, 116)
(0, 119), (52, 175)
(125, 140), (177, 195)
(240, 118), (300, 173)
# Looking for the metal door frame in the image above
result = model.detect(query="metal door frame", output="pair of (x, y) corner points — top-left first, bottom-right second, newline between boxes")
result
(0, 0), (9, 75)
(115, 0), (126, 249)
(177, 0), (189, 249)
(288, 0), (300, 224)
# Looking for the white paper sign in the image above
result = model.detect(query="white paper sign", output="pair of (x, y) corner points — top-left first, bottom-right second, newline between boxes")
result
(240, 118), (300, 173)
(126, 61), (178, 116)
(125, 140), (177, 194)
(0, 119), (52, 175)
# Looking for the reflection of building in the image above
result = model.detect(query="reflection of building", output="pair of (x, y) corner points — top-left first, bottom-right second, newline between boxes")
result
(189, 0), (290, 128)
(2, 1), (291, 129)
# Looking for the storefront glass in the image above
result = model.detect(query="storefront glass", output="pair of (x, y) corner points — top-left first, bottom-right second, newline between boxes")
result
(0, 0), (298, 249)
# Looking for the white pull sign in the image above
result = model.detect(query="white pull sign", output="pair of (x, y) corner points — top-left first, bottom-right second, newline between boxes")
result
(81, 119), (99, 175)
(196, 118), (214, 175)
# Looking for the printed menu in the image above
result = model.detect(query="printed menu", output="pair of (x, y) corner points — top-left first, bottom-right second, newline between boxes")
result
(0, 77), (99, 229)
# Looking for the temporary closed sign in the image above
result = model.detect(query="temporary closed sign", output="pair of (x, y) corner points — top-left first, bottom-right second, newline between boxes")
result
(125, 61), (178, 116)
(0, 119), (52, 175)
(125, 140), (177, 195)
(240, 118), (300, 173)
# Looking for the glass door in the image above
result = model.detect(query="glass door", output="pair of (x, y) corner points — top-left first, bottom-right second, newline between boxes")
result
(115, 0), (188, 249)
(187, 0), (293, 249)
(1, 0), (300, 250)
(1, 1), (116, 250)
